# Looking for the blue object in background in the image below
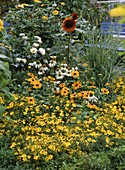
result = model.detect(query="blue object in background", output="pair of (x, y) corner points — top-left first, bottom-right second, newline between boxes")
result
(4, 21), (11, 32)
(4, 21), (10, 27)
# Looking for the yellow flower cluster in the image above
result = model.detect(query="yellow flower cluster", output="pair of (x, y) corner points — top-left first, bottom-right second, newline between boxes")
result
(109, 5), (125, 17)
(26, 73), (42, 89)
(0, 77), (125, 163)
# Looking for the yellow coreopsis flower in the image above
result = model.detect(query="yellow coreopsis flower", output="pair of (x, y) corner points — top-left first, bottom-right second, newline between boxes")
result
(61, 2), (65, 6)
(34, 0), (41, 3)
(42, 16), (48, 20)
(52, 10), (59, 15)
(109, 6), (125, 17)
(45, 155), (53, 161)
(0, 19), (4, 30)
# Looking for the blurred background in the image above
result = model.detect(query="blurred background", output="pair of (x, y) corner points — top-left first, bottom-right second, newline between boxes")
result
(0, 0), (33, 17)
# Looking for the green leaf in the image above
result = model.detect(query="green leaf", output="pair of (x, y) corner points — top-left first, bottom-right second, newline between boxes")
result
(119, 17), (125, 24)
(0, 105), (5, 115)
(0, 46), (12, 58)
(2, 87), (11, 98)
(0, 61), (9, 71)
(0, 54), (12, 62)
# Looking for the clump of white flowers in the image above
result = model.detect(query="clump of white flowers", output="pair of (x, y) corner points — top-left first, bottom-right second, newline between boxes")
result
(16, 58), (27, 63)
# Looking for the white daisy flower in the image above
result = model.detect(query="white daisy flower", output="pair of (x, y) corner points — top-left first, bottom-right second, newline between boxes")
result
(33, 43), (39, 48)
(16, 58), (22, 62)
(72, 66), (78, 71)
(22, 36), (28, 40)
(16, 58), (27, 63)
(48, 60), (57, 67)
(19, 33), (25, 36)
(65, 69), (72, 77)
(39, 48), (45, 55)
(50, 55), (57, 59)
(30, 47), (37, 54)
(34, 36), (41, 40)
(41, 66), (49, 71)
(37, 39), (42, 43)
(88, 95), (98, 103)
(54, 81), (61, 87)
(56, 74), (64, 80)
(21, 59), (27, 63)
(60, 63), (67, 67)
(56, 71), (64, 80)
(35, 63), (42, 69)
(38, 71), (44, 75)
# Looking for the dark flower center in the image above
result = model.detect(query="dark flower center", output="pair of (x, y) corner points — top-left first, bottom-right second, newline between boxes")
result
(65, 20), (74, 28)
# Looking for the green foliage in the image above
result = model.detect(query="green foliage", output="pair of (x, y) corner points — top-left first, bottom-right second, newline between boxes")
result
(0, 46), (13, 114)
(0, 0), (18, 17)
(83, 30), (122, 87)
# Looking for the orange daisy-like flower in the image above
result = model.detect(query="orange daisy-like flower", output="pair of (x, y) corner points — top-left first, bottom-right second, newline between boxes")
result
(101, 88), (109, 95)
(27, 97), (36, 104)
(72, 81), (82, 90)
(27, 72), (35, 77)
(71, 70), (79, 78)
(62, 18), (76, 33)
(60, 87), (69, 96)
(32, 81), (42, 89)
(87, 90), (95, 97)
(26, 77), (36, 85)
(59, 83), (66, 88)
(77, 91), (83, 98)
(82, 91), (89, 99)
(70, 93), (77, 99)
(87, 102), (97, 109)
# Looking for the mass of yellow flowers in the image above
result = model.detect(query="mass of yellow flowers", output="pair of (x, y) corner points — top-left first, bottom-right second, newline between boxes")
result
(109, 5), (125, 17)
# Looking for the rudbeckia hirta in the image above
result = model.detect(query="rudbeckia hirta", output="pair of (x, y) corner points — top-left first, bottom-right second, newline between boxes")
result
(70, 93), (77, 99)
(72, 81), (82, 90)
(0, 19), (4, 30)
(71, 70), (79, 78)
(60, 87), (69, 96)
(32, 81), (42, 89)
(101, 88), (109, 95)
(87, 102), (97, 109)
(59, 83), (66, 88)
(27, 97), (36, 104)
(27, 77), (36, 85)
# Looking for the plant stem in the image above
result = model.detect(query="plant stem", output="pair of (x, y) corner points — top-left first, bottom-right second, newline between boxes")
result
(67, 33), (71, 64)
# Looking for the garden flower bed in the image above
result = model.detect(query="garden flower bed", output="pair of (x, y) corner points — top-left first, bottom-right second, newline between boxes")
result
(0, 0), (125, 169)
